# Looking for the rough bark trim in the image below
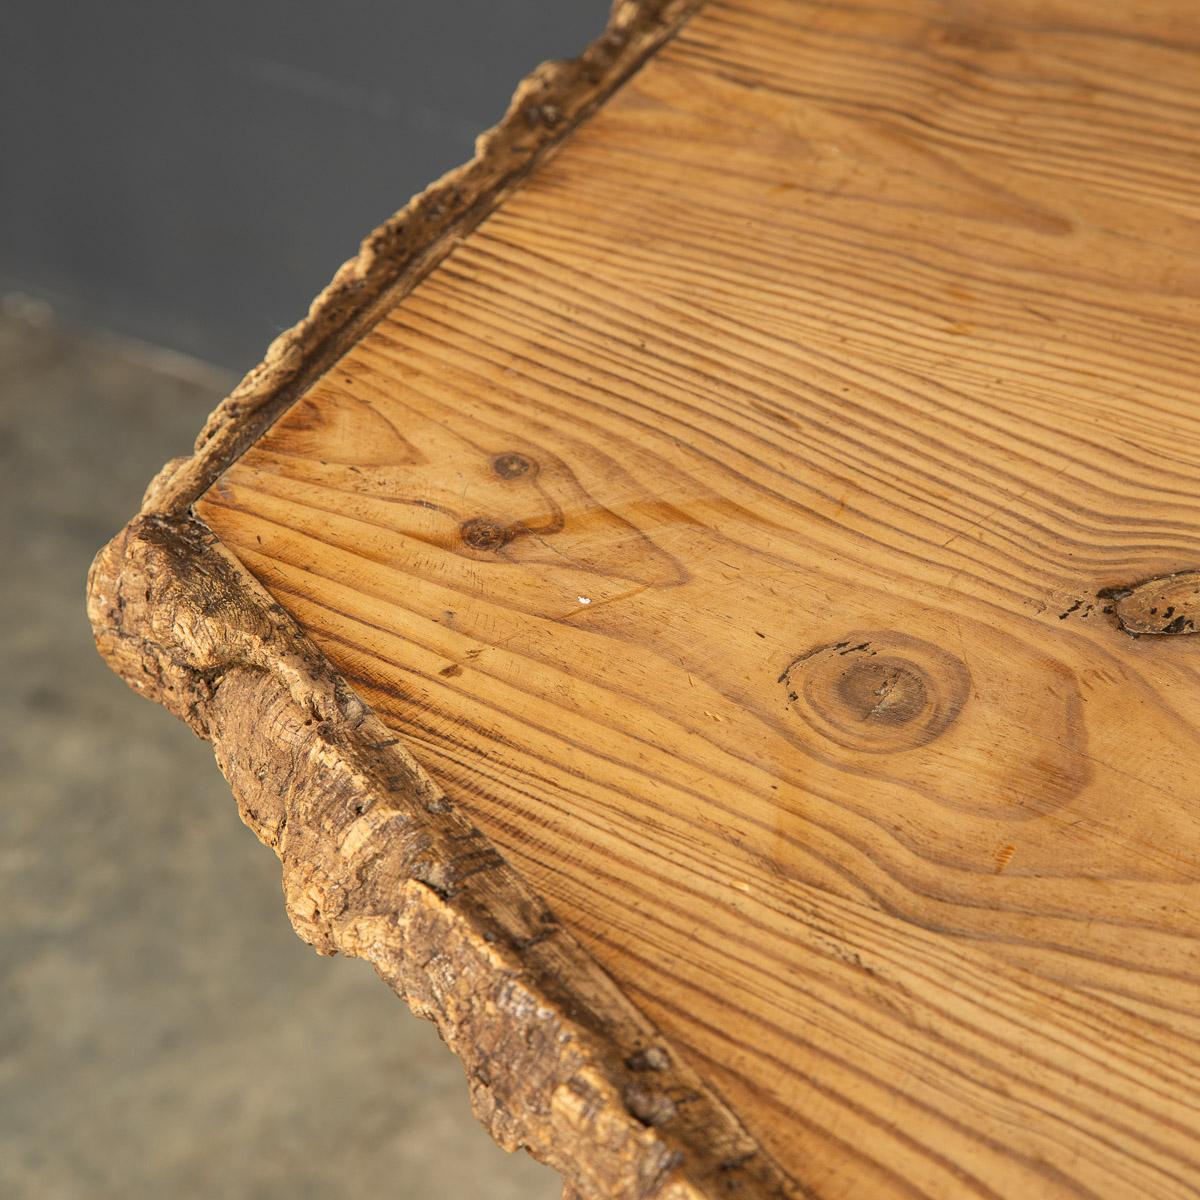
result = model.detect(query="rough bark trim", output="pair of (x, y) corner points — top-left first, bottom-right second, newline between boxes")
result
(146, 0), (705, 516)
(87, 513), (795, 1200)
(86, 2), (800, 1196)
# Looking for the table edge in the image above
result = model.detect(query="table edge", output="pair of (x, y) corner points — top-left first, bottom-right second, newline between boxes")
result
(86, 2), (799, 1197)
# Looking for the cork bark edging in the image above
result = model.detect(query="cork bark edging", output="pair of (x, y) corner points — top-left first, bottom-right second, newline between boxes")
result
(148, 0), (708, 517)
(87, 513), (796, 1200)
(88, 2), (798, 1196)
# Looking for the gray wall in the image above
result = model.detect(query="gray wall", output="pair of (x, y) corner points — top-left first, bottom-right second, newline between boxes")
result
(0, 1), (608, 371)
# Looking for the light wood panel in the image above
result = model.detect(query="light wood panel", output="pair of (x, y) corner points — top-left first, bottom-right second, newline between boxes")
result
(199, 0), (1200, 1194)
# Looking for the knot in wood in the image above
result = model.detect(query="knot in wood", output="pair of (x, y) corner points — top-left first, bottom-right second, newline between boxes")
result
(492, 452), (536, 480)
(780, 632), (971, 753)
(459, 516), (511, 552)
(1100, 570), (1200, 637)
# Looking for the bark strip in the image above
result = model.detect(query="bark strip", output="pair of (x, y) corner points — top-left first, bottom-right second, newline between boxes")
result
(86, 2), (798, 1195)
(147, 0), (707, 515)
(87, 514), (794, 1200)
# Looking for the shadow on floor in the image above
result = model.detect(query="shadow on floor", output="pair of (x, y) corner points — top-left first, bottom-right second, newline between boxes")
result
(0, 308), (560, 1200)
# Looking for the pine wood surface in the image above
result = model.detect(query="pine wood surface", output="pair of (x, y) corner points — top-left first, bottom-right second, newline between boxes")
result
(194, 0), (1200, 1194)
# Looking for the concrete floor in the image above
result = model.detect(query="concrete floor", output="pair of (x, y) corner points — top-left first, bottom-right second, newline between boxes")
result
(0, 308), (560, 1199)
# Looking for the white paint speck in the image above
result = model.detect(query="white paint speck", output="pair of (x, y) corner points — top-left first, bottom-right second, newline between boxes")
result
(577, 596), (591, 605)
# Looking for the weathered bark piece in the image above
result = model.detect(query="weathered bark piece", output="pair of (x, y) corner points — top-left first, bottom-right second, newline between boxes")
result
(88, 4), (796, 1198)
(142, 0), (706, 518)
(87, 512), (790, 1199)
(92, 0), (1200, 1197)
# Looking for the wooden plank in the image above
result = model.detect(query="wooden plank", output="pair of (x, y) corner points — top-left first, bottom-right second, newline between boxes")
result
(199, 0), (1200, 1191)
(94, 0), (1200, 1195)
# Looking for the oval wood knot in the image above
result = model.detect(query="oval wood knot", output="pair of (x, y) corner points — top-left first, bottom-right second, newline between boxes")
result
(492, 451), (537, 479)
(459, 516), (511, 552)
(780, 632), (971, 753)
(1099, 570), (1200, 637)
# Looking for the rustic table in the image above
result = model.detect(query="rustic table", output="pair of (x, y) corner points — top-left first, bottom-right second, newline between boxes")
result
(89, 1), (1200, 1196)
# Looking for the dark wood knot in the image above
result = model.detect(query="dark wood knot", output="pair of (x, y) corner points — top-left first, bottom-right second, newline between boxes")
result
(459, 517), (510, 552)
(1098, 570), (1200, 637)
(492, 452), (536, 480)
(780, 631), (971, 753)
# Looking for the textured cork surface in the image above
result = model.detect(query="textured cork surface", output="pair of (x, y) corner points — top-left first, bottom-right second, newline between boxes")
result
(86, 4), (794, 1198)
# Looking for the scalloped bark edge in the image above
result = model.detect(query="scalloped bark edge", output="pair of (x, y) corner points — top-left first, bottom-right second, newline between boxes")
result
(87, 516), (795, 1200)
(88, 2), (797, 1197)
(147, 0), (706, 516)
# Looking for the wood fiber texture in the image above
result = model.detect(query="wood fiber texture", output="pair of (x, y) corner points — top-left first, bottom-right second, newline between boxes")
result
(94, 0), (1200, 1197)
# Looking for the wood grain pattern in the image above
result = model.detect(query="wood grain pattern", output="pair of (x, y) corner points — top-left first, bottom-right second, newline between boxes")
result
(200, 0), (1200, 1194)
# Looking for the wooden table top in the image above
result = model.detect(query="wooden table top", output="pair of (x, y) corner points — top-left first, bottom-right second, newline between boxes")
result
(90, 1), (1200, 1197)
